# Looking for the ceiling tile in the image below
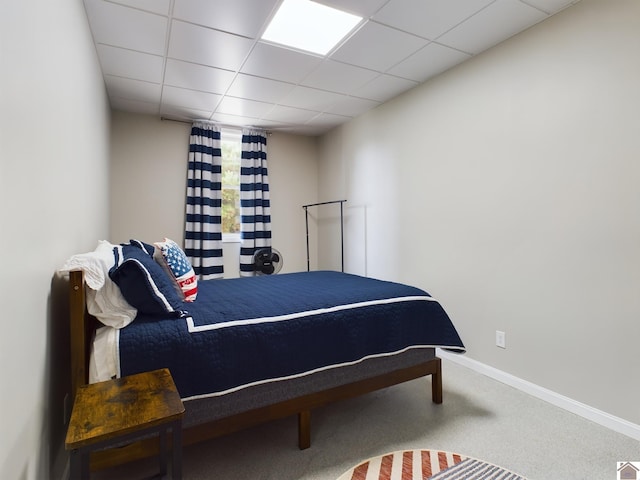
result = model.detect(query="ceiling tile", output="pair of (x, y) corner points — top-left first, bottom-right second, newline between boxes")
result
(318, 0), (390, 18)
(106, 0), (171, 15)
(168, 20), (254, 70)
(160, 104), (213, 120)
(96, 44), (164, 83)
(437, 0), (549, 54)
(262, 105), (319, 124)
(172, 0), (279, 38)
(279, 86), (345, 111)
(522, 0), (577, 14)
(164, 59), (236, 94)
(300, 60), (379, 95)
(104, 75), (162, 103)
(306, 112), (352, 128)
(356, 74), (418, 102)
(241, 42), (323, 84)
(216, 96), (274, 118)
(331, 21), (428, 72)
(83, 0), (583, 135)
(210, 112), (263, 128)
(388, 42), (471, 82)
(323, 96), (380, 117)
(373, 0), (493, 39)
(161, 85), (222, 111)
(226, 74), (295, 103)
(84, 0), (167, 55)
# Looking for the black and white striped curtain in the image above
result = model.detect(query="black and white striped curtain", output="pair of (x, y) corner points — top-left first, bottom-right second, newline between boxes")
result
(184, 122), (224, 279)
(239, 129), (271, 276)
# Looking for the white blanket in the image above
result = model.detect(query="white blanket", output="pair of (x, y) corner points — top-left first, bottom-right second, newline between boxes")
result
(61, 240), (137, 329)
(89, 326), (119, 382)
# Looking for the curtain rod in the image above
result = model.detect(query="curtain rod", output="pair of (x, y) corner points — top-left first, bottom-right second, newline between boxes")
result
(161, 116), (272, 135)
(161, 116), (192, 125)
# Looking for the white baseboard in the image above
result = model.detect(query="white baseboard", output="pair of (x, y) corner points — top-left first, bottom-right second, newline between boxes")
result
(437, 349), (640, 441)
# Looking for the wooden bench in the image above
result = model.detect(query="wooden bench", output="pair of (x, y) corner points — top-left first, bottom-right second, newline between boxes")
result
(65, 368), (185, 479)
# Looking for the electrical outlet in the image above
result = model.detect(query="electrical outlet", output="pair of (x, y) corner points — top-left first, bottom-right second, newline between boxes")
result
(496, 330), (506, 349)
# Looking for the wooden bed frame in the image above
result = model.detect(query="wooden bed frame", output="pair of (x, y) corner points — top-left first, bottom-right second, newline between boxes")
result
(68, 269), (443, 471)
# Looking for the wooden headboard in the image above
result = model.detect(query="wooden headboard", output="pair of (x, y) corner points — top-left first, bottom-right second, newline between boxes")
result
(68, 270), (99, 399)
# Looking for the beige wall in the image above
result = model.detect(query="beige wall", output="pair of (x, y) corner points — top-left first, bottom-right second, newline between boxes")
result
(0, 1), (111, 479)
(318, 0), (640, 426)
(268, 131), (320, 273)
(110, 113), (191, 244)
(110, 112), (319, 277)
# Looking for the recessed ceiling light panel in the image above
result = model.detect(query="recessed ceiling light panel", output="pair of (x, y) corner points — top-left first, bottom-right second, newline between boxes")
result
(262, 0), (362, 56)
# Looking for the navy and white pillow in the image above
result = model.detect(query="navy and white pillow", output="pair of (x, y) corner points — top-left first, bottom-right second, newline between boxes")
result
(128, 238), (155, 257)
(109, 242), (185, 317)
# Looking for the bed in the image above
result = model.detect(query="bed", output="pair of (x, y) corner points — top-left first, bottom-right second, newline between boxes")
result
(65, 240), (465, 471)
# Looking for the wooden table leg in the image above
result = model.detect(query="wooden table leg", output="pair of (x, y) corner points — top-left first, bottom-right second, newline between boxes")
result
(172, 420), (183, 480)
(69, 448), (89, 480)
(159, 426), (168, 477)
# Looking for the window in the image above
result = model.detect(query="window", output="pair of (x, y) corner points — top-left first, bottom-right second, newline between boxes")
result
(221, 129), (241, 242)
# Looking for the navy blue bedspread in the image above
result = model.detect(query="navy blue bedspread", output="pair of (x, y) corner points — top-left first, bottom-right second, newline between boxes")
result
(118, 271), (465, 400)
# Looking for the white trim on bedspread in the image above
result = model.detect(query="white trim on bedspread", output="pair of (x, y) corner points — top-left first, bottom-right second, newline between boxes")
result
(181, 344), (458, 402)
(186, 295), (438, 333)
(89, 293), (464, 398)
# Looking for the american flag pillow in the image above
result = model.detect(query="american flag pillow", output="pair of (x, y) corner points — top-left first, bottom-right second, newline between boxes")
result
(153, 238), (198, 302)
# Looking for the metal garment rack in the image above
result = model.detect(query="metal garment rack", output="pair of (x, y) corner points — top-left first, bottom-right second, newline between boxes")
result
(302, 200), (347, 272)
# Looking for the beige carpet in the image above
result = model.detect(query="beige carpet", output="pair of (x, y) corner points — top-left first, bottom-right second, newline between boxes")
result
(336, 449), (526, 480)
(92, 359), (639, 480)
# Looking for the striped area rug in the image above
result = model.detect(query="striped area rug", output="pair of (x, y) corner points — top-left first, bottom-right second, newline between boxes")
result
(336, 450), (527, 480)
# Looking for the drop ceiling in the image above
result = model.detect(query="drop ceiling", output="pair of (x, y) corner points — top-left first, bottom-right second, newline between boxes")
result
(84, 0), (581, 136)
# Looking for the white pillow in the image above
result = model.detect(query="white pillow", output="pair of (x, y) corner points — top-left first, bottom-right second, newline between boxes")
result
(62, 240), (137, 329)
